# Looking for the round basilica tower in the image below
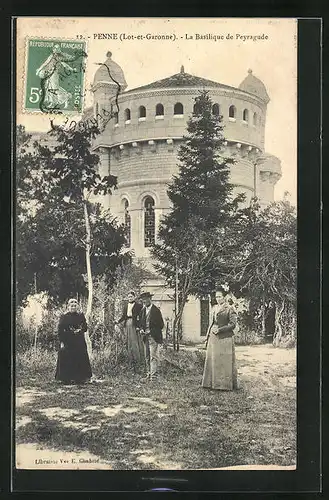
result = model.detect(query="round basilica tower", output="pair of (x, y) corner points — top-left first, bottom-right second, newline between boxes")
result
(88, 52), (282, 341)
(91, 53), (282, 264)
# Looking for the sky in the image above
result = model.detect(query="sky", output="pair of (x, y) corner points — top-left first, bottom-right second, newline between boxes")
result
(16, 17), (297, 204)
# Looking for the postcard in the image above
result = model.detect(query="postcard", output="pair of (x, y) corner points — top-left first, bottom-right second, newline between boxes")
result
(15, 17), (297, 472)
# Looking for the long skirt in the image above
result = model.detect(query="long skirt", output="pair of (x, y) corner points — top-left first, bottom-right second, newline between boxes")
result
(55, 336), (92, 383)
(126, 318), (145, 365)
(202, 332), (238, 391)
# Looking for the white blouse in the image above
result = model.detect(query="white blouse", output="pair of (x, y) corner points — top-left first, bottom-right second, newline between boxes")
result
(127, 302), (134, 317)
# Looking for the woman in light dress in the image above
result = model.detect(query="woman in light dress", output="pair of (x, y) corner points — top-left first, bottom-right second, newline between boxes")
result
(202, 287), (238, 391)
(115, 291), (144, 371)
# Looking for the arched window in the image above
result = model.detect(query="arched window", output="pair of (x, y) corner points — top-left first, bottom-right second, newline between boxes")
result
(174, 102), (184, 115)
(144, 196), (155, 247)
(123, 199), (131, 247)
(253, 112), (258, 126)
(124, 108), (131, 121)
(212, 103), (220, 116)
(229, 105), (236, 119)
(243, 109), (249, 122)
(139, 105), (146, 118)
(155, 103), (164, 116)
(114, 111), (119, 124)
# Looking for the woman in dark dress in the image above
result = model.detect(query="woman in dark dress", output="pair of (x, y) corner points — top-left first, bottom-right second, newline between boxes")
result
(55, 299), (92, 384)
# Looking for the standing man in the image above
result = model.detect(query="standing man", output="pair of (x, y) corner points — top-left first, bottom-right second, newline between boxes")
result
(139, 292), (164, 381)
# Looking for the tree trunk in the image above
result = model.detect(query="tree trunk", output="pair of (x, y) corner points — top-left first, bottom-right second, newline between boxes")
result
(173, 254), (179, 351)
(173, 293), (188, 351)
(164, 319), (169, 349)
(176, 309), (184, 351)
(83, 199), (93, 358)
(291, 308), (297, 339)
(261, 297), (266, 338)
(101, 305), (105, 348)
(32, 273), (39, 354)
(83, 199), (93, 321)
(33, 318), (38, 354)
(273, 300), (285, 347)
(172, 317), (176, 351)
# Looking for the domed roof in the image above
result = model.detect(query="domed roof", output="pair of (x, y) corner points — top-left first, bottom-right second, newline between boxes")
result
(125, 65), (236, 94)
(93, 52), (127, 90)
(238, 69), (270, 104)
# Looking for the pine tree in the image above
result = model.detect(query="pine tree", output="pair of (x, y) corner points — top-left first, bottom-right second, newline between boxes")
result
(167, 92), (242, 229)
(152, 91), (245, 345)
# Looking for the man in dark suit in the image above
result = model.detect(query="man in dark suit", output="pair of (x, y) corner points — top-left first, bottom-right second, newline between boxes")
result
(139, 291), (164, 381)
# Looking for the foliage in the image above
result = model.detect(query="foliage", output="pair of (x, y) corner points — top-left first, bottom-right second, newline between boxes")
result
(16, 125), (128, 307)
(88, 262), (150, 349)
(16, 125), (39, 219)
(234, 326), (263, 346)
(151, 91), (245, 341)
(16, 347), (58, 381)
(226, 199), (297, 345)
(37, 122), (117, 201)
(16, 314), (35, 353)
(16, 199), (127, 305)
(90, 346), (131, 378)
(16, 299), (66, 352)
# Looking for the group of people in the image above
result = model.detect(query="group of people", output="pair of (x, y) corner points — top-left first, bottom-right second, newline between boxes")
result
(115, 290), (164, 380)
(55, 286), (238, 391)
(55, 291), (165, 384)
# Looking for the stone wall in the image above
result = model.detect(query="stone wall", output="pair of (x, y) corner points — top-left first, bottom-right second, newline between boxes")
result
(94, 86), (266, 151)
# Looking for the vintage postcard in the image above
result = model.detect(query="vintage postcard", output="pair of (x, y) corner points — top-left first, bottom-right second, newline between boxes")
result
(15, 17), (297, 472)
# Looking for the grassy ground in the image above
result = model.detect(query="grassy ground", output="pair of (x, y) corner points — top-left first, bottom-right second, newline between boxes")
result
(15, 344), (296, 470)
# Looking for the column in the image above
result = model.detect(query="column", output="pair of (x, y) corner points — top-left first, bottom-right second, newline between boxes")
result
(129, 208), (142, 257)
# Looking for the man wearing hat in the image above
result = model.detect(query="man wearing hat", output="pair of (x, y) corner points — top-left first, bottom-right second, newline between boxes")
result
(138, 291), (164, 381)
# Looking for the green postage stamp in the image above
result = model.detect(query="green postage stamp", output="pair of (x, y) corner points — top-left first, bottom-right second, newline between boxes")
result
(24, 38), (87, 114)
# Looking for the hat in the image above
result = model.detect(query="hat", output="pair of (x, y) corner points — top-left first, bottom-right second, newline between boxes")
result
(139, 291), (153, 299)
(68, 298), (78, 304)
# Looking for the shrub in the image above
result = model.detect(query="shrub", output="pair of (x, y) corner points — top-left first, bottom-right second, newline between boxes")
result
(159, 346), (205, 376)
(36, 306), (66, 350)
(16, 302), (66, 353)
(234, 328), (263, 346)
(90, 345), (130, 378)
(16, 347), (57, 382)
(279, 334), (296, 349)
(16, 342), (207, 383)
(87, 264), (147, 349)
(16, 313), (35, 352)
